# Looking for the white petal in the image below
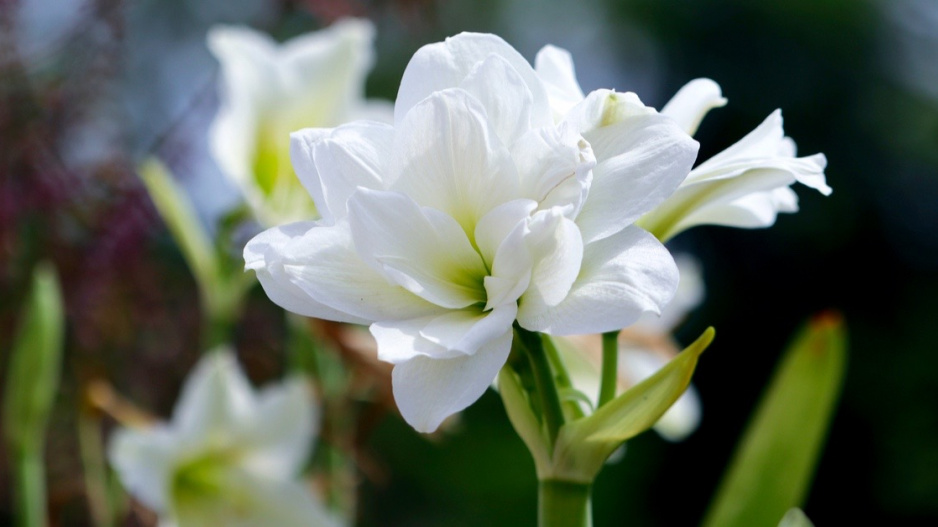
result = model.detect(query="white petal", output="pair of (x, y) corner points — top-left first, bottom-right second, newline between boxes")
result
(572, 93), (699, 243)
(238, 378), (317, 480)
(276, 220), (443, 321)
(517, 209), (584, 313)
(207, 26), (278, 196)
(371, 317), (463, 363)
(289, 122), (393, 224)
(171, 349), (255, 439)
(638, 111), (828, 240)
(633, 253), (705, 333)
(286, 128), (330, 218)
(392, 329), (513, 433)
(690, 110), (831, 195)
(679, 186), (800, 230)
(276, 18), (376, 127)
(563, 89), (654, 135)
(460, 53), (534, 147)
(511, 123), (595, 217)
(394, 32), (552, 128)
(389, 88), (520, 234)
(482, 208), (536, 310)
(518, 226), (678, 335)
(174, 471), (341, 527)
(660, 78), (727, 136)
(420, 304), (517, 355)
(244, 222), (373, 324)
(108, 425), (177, 513)
(372, 304), (517, 363)
(473, 199), (537, 267)
(638, 167), (798, 241)
(535, 45), (586, 121)
(348, 188), (488, 309)
(236, 478), (342, 527)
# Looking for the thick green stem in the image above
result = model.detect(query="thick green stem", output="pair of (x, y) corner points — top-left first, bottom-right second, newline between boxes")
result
(598, 331), (620, 407)
(13, 448), (47, 527)
(201, 311), (234, 351)
(538, 480), (592, 527)
(514, 324), (565, 448)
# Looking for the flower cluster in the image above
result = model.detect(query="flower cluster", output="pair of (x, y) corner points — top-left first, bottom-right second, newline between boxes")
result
(109, 350), (338, 526)
(209, 19), (391, 226)
(246, 33), (701, 432)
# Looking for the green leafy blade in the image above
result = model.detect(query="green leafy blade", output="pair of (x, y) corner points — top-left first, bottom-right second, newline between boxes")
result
(550, 328), (714, 481)
(138, 158), (219, 299)
(3, 263), (65, 527)
(3, 263), (65, 450)
(702, 313), (847, 527)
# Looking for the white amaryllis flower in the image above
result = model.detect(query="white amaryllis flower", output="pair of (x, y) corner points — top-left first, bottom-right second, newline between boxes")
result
(208, 19), (392, 226)
(245, 33), (698, 433)
(559, 254), (705, 442)
(108, 349), (339, 527)
(535, 48), (830, 242)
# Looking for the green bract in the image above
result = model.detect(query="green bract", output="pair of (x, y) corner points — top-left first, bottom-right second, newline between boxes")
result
(500, 328), (713, 483)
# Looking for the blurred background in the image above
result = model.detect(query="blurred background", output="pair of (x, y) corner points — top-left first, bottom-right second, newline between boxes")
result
(2, 0), (937, 525)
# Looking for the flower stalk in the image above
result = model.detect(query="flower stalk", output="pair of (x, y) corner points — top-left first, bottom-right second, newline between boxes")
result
(539, 480), (592, 527)
(514, 324), (566, 448)
(597, 331), (619, 408)
(11, 450), (46, 527)
(502, 328), (714, 526)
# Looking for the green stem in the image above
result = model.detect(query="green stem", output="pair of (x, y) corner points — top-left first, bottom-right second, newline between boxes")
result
(13, 448), (47, 527)
(78, 414), (113, 527)
(598, 331), (620, 408)
(541, 335), (585, 420)
(538, 480), (592, 527)
(201, 311), (233, 351)
(514, 324), (565, 448)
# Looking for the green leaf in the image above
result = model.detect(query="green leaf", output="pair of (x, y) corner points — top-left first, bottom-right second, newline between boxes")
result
(702, 313), (847, 527)
(139, 158), (219, 299)
(139, 158), (251, 346)
(548, 328), (714, 481)
(3, 263), (65, 527)
(777, 508), (815, 527)
(3, 263), (65, 451)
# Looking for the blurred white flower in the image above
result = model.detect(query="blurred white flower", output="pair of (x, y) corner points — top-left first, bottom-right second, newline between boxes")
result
(534, 49), (831, 241)
(559, 255), (705, 442)
(208, 19), (391, 226)
(245, 32), (698, 433)
(108, 349), (339, 527)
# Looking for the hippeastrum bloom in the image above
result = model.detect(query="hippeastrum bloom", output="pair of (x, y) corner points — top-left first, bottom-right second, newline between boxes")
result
(208, 19), (391, 226)
(108, 349), (339, 527)
(245, 32), (698, 433)
(641, 79), (831, 241)
(558, 254), (705, 442)
(534, 48), (830, 242)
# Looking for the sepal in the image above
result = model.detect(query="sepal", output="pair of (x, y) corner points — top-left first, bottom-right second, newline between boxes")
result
(548, 327), (713, 480)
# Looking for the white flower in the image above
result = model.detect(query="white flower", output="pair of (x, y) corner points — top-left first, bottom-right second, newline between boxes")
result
(534, 49), (831, 241)
(245, 33), (698, 433)
(108, 349), (339, 527)
(558, 255), (705, 442)
(640, 79), (832, 240)
(208, 19), (392, 226)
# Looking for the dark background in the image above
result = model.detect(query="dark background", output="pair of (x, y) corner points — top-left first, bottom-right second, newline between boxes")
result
(1, 0), (936, 525)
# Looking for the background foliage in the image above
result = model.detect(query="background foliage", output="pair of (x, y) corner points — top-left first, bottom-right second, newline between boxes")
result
(1, 0), (937, 525)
